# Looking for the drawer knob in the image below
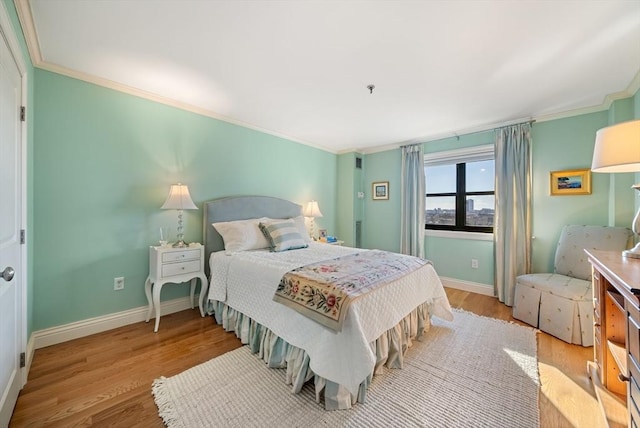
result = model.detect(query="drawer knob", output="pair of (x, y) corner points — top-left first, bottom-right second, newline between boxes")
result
(618, 373), (630, 383)
(594, 323), (601, 327)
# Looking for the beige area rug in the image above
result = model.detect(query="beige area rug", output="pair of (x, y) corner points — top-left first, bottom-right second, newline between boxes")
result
(152, 310), (539, 427)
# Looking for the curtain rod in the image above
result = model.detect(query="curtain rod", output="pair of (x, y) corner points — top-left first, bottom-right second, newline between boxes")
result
(398, 117), (536, 149)
(493, 119), (536, 131)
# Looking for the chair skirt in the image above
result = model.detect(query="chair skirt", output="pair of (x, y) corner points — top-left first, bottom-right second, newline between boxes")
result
(512, 273), (593, 347)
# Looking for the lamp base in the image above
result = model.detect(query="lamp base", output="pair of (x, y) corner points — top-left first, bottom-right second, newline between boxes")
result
(625, 186), (640, 259)
(172, 240), (189, 248)
(623, 243), (640, 259)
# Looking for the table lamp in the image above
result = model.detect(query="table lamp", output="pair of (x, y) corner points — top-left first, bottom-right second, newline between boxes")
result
(161, 183), (198, 248)
(591, 119), (640, 258)
(302, 200), (323, 240)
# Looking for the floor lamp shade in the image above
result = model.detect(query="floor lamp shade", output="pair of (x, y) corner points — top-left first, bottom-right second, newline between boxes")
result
(161, 183), (198, 247)
(591, 119), (640, 258)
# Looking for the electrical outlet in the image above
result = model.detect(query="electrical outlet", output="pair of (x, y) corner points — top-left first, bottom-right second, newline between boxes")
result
(114, 277), (125, 291)
(471, 259), (479, 269)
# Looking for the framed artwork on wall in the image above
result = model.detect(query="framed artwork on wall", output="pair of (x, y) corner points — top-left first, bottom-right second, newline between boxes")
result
(550, 169), (591, 195)
(372, 181), (389, 200)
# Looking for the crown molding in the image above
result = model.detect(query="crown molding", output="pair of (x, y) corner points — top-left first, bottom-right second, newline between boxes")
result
(14, 0), (40, 65)
(535, 69), (640, 124)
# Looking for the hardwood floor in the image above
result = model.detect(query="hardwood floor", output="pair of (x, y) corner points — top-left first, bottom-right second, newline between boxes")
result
(10, 288), (602, 427)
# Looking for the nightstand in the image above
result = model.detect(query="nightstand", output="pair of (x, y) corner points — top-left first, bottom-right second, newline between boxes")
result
(145, 244), (208, 332)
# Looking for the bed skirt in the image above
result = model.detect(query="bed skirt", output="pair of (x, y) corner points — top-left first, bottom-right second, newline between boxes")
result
(209, 300), (434, 410)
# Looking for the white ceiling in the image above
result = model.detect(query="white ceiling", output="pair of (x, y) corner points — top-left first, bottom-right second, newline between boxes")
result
(18, 0), (640, 153)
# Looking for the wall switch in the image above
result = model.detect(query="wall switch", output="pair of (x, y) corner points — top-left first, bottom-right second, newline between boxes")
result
(357, 191), (365, 199)
(114, 277), (125, 290)
(471, 259), (479, 269)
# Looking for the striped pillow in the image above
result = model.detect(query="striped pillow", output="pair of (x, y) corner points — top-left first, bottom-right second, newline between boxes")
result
(259, 219), (309, 252)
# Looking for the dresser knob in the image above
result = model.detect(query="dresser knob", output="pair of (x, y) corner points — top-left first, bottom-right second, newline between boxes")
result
(618, 373), (630, 383)
(594, 323), (600, 327)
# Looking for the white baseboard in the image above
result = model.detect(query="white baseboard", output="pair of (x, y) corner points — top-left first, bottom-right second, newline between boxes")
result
(31, 295), (198, 351)
(441, 277), (494, 296)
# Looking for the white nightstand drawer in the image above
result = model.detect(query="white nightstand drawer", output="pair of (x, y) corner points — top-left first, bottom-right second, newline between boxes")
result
(162, 249), (200, 263)
(162, 260), (201, 277)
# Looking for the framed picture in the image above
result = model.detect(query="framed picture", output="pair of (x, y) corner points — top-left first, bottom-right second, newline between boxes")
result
(319, 229), (327, 239)
(372, 181), (389, 200)
(550, 169), (591, 195)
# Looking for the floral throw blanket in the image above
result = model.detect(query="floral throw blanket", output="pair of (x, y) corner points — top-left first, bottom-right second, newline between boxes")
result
(273, 250), (429, 332)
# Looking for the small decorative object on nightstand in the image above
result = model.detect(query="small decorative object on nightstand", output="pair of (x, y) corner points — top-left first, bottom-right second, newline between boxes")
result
(318, 235), (344, 246)
(145, 244), (208, 332)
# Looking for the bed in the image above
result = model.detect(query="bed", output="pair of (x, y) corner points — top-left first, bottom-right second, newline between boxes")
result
(204, 195), (453, 410)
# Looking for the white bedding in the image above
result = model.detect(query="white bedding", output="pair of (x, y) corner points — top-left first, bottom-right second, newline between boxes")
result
(207, 242), (453, 395)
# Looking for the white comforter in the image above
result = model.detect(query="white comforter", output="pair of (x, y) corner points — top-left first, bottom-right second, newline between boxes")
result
(208, 243), (453, 394)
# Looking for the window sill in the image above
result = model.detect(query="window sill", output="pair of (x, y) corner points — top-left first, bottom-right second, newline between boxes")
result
(425, 229), (494, 241)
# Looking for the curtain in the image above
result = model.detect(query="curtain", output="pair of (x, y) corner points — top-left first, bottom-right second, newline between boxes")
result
(494, 123), (532, 306)
(400, 144), (426, 258)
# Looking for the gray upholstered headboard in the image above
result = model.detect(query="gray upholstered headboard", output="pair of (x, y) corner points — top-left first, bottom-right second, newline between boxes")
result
(203, 195), (302, 271)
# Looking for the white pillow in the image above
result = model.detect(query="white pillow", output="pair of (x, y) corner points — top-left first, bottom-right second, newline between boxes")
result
(212, 217), (270, 253)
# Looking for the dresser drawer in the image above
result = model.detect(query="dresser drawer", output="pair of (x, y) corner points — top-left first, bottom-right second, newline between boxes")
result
(629, 307), (640, 368)
(162, 260), (201, 277)
(632, 372), (640, 418)
(631, 377), (639, 428)
(594, 328), (603, 374)
(162, 249), (201, 263)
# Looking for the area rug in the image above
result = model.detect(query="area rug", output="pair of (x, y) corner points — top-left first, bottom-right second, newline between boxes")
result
(152, 309), (539, 427)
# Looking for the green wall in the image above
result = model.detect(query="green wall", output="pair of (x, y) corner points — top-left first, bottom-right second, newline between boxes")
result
(32, 70), (337, 330)
(362, 149), (402, 252)
(336, 152), (364, 247)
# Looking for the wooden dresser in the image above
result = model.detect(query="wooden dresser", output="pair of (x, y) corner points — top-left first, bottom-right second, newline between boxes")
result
(586, 249), (640, 428)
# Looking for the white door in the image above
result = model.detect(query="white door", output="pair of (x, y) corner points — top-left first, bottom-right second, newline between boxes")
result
(0, 25), (23, 427)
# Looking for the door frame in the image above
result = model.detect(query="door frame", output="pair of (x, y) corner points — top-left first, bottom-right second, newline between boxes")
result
(0, 0), (29, 386)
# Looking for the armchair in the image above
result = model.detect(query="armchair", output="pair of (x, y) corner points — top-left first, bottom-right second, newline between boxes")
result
(512, 225), (632, 346)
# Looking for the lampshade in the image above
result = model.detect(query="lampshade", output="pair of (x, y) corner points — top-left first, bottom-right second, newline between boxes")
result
(302, 200), (323, 218)
(161, 183), (198, 210)
(591, 119), (640, 173)
(591, 119), (640, 259)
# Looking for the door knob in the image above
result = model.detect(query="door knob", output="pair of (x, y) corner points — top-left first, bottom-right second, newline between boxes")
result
(1, 266), (15, 282)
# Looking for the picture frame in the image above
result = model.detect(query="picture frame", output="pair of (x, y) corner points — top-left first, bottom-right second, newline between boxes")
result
(372, 181), (389, 200)
(319, 229), (327, 239)
(550, 169), (591, 196)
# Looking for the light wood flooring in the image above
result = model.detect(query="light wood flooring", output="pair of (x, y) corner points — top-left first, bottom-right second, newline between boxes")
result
(10, 288), (601, 427)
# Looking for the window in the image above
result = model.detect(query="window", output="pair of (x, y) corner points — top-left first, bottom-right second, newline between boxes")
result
(424, 145), (494, 233)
